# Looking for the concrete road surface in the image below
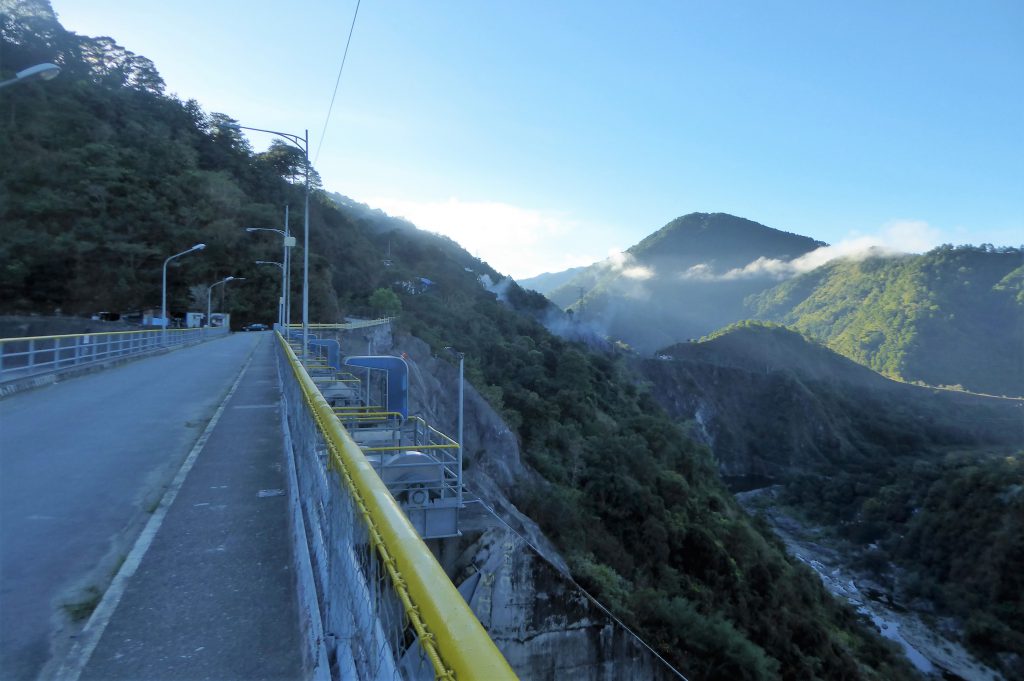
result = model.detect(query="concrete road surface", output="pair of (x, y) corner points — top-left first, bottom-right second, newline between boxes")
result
(0, 333), (261, 680)
(76, 333), (301, 680)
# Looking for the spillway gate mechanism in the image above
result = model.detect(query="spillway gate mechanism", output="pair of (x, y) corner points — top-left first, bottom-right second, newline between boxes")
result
(292, 329), (462, 540)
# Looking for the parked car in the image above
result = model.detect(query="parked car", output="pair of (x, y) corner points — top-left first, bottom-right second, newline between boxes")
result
(245, 323), (269, 332)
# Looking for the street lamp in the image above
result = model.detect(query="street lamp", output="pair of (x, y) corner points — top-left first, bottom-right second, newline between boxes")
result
(444, 347), (465, 509)
(254, 260), (285, 327)
(207, 276), (245, 329)
(246, 210), (295, 331)
(226, 122), (310, 362)
(0, 63), (60, 91)
(161, 243), (205, 343)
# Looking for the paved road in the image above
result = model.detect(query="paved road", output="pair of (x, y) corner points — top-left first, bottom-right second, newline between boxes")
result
(0, 333), (261, 681)
(77, 333), (301, 680)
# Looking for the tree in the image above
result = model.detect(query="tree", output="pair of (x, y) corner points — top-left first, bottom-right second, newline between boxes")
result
(368, 287), (401, 317)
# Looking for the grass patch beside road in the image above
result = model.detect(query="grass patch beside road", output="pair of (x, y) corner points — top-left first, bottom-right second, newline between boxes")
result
(62, 586), (102, 622)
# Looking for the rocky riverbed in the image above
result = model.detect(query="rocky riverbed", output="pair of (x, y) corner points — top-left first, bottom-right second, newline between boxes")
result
(736, 487), (1005, 681)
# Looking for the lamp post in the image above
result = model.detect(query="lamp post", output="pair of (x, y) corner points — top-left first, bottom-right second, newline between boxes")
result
(162, 243), (205, 344)
(254, 261), (285, 327)
(246, 211), (294, 331)
(227, 123), (310, 362)
(207, 276), (244, 329)
(444, 347), (465, 508)
(0, 63), (60, 91)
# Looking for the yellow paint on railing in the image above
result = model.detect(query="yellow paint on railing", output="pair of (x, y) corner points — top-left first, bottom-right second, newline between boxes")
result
(290, 317), (396, 330)
(276, 332), (518, 681)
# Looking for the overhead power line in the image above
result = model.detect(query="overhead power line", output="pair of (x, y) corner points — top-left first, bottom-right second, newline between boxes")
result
(315, 0), (362, 165)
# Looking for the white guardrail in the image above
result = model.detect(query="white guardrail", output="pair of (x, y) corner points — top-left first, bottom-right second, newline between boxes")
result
(0, 327), (229, 384)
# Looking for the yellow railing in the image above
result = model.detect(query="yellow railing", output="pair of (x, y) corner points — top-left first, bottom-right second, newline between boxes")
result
(277, 332), (517, 681)
(285, 317), (396, 330)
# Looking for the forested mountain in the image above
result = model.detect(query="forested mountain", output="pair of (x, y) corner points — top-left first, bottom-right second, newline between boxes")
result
(644, 323), (1024, 673)
(0, 0), (378, 326)
(0, 5), (921, 679)
(537, 213), (825, 352)
(747, 246), (1024, 396)
(529, 213), (1022, 396)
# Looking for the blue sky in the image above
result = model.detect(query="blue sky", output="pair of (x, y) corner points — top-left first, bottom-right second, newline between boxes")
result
(51, 0), (1023, 278)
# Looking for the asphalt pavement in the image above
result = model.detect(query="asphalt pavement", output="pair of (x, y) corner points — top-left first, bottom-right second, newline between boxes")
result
(74, 332), (301, 681)
(0, 332), (279, 680)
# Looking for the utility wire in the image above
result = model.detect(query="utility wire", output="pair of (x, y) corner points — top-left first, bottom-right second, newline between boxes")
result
(462, 490), (692, 681)
(315, 0), (362, 165)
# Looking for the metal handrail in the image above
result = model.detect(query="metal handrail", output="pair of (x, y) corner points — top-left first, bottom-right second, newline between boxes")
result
(276, 332), (517, 680)
(290, 317), (396, 330)
(0, 327), (228, 383)
(335, 410), (405, 420)
(1, 327), (215, 343)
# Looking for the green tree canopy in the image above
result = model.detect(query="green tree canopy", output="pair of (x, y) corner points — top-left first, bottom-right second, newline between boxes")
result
(368, 287), (401, 316)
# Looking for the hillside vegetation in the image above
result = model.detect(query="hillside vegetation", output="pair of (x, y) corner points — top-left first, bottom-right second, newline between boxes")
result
(0, 5), (924, 679)
(646, 323), (1024, 675)
(747, 247), (1024, 396)
(1, 0), (392, 326)
(389, 243), (914, 681)
(782, 449), (1024, 672)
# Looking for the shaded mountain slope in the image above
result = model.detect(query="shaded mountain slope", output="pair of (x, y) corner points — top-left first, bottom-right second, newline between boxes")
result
(647, 323), (1023, 478)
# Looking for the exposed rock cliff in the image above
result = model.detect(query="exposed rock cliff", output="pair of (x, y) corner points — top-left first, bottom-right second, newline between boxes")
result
(454, 529), (679, 681)
(341, 324), (681, 679)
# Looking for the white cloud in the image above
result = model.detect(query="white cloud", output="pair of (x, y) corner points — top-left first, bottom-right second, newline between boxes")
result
(685, 219), (946, 281)
(681, 263), (715, 280)
(597, 249), (655, 280)
(622, 266), (655, 280)
(603, 250), (631, 270)
(363, 195), (597, 278)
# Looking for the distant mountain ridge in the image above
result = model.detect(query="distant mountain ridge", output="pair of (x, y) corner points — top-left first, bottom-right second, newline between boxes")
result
(627, 212), (825, 266)
(515, 265), (587, 295)
(528, 213), (1022, 396)
(535, 213), (824, 351)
